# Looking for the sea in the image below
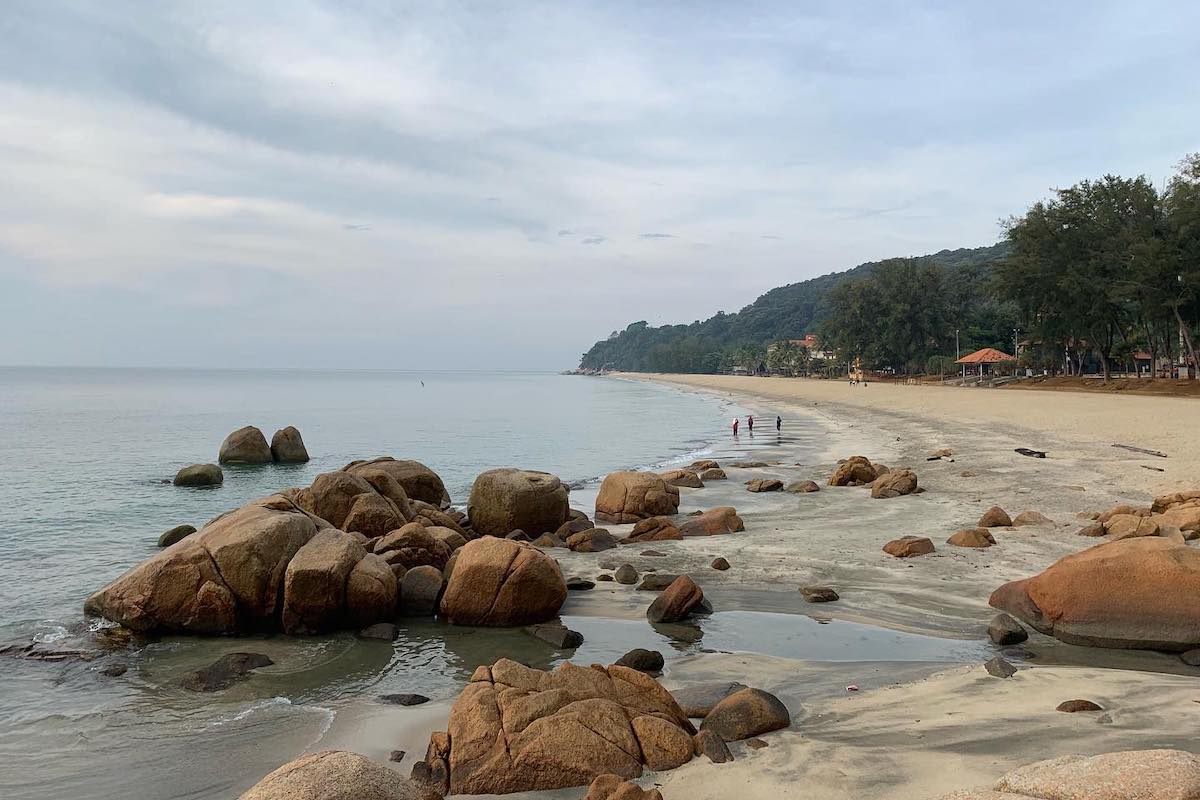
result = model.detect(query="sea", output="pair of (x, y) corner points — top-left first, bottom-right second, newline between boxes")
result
(0, 368), (984, 798)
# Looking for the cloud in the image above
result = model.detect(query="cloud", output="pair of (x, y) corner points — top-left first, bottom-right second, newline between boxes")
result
(639, 232), (675, 239)
(581, 236), (607, 245)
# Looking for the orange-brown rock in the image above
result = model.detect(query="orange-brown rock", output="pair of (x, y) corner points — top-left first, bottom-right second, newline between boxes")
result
(241, 750), (440, 800)
(281, 530), (369, 634)
(977, 506), (1012, 528)
(439, 538), (566, 626)
(1104, 513), (1160, 540)
(414, 659), (694, 794)
(883, 536), (934, 558)
(375, 522), (454, 571)
(293, 471), (382, 530)
(870, 468), (918, 499)
(344, 456), (449, 508)
(745, 478), (783, 493)
(1097, 503), (1150, 524)
(1012, 510), (1051, 527)
(660, 469), (704, 488)
(679, 507), (744, 537)
(218, 425), (273, 464)
(623, 517), (682, 543)
(989, 537), (1200, 650)
(585, 774), (663, 800)
(947, 528), (995, 548)
(828, 456), (876, 486)
(646, 575), (704, 623)
(468, 468), (570, 537)
(1152, 490), (1200, 513)
(595, 471), (680, 524)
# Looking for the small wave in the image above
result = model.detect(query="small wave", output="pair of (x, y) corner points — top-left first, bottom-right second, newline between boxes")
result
(32, 624), (70, 644)
(204, 696), (337, 737)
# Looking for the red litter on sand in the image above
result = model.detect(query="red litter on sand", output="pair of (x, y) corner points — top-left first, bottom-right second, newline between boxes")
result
(845, 684), (859, 692)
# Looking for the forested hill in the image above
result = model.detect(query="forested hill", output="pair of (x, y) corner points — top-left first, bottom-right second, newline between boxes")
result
(578, 242), (1010, 373)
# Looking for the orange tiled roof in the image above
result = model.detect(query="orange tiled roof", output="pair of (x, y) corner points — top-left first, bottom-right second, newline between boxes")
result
(956, 347), (1015, 364)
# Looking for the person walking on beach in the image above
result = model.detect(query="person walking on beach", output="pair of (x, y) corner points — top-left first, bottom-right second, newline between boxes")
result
(732, 418), (739, 435)
(776, 415), (782, 431)
(747, 415), (754, 432)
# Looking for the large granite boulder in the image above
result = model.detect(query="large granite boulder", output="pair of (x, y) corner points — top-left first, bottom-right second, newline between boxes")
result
(700, 687), (790, 741)
(871, 468), (918, 498)
(646, 575), (704, 623)
(439, 538), (566, 626)
(344, 457), (449, 508)
(679, 507), (744, 536)
(270, 426), (310, 463)
(219, 425), (273, 464)
(282, 530), (372, 634)
(174, 463), (224, 487)
(85, 495), (323, 634)
(989, 537), (1200, 650)
(241, 750), (439, 800)
(828, 456), (876, 487)
(468, 468), (570, 536)
(595, 471), (680, 524)
(412, 659), (695, 794)
(933, 749), (1200, 800)
(660, 469), (704, 489)
(623, 517), (682, 543)
(373, 522), (453, 571)
(294, 471), (382, 529)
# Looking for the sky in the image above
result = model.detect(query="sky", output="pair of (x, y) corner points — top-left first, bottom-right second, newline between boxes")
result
(1, 1), (1199, 369)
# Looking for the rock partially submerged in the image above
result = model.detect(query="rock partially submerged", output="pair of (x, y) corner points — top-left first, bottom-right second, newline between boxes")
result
(468, 468), (569, 536)
(157, 523), (196, 547)
(180, 652), (273, 692)
(989, 537), (1200, 650)
(219, 426), (273, 464)
(241, 750), (439, 800)
(744, 478), (783, 493)
(270, 426), (310, 463)
(412, 659), (695, 794)
(646, 575), (705, 623)
(439, 538), (566, 626)
(174, 463), (223, 487)
(785, 479), (820, 493)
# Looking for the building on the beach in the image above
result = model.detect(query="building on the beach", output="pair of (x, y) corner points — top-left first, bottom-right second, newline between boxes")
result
(956, 347), (1016, 377)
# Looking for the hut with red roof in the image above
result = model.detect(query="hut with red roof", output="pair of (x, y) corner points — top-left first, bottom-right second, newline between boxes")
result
(955, 347), (1016, 377)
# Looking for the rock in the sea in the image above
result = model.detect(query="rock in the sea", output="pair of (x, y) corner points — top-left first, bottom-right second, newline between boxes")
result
(711, 557), (730, 571)
(439, 538), (566, 626)
(646, 575), (704, 623)
(745, 479), (783, 493)
(614, 648), (664, 673)
(526, 621), (583, 649)
(671, 682), (747, 718)
(567, 576), (595, 591)
(700, 468), (727, 481)
(360, 622), (399, 641)
(984, 655), (1017, 678)
(615, 564), (639, 584)
(293, 470), (404, 532)
(379, 693), (431, 706)
(283, 531), (396, 634)
(174, 463), (224, 487)
(883, 536), (934, 558)
(413, 659), (695, 794)
(638, 574), (679, 591)
(987, 613), (1028, 646)
(1012, 509), (1051, 527)
(977, 506), (1012, 528)
(595, 471), (680, 524)
(344, 457), (449, 508)
(585, 774), (663, 800)
(785, 480), (820, 493)
(1182, 649), (1200, 666)
(157, 523), (196, 548)
(660, 469), (704, 488)
(800, 586), (839, 603)
(679, 507), (744, 537)
(270, 426), (309, 463)
(85, 494), (325, 634)
(990, 537), (1200, 650)
(700, 687), (790, 742)
(240, 750), (439, 800)
(623, 516), (681, 543)
(870, 468), (918, 499)
(180, 652), (273, 692)
(567, 528), (618, 553)
(693, 729), (733, 763)
(467, 468), (569, 537)
(218, 426), (273, 465)
(1056, 699), (1102, 712)
(400, 565), (444, 616)
(947, 528), (995, 548)
(828, 456), (876, 487)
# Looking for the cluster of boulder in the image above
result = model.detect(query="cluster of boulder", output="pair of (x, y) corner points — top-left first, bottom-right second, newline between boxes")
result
(220, 425), (311, 464)
(1076, 492), (1200, 542)
(828, 455), (919, 499)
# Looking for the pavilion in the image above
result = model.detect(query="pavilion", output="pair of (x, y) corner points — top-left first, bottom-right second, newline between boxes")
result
(956, 347), (1016, 377)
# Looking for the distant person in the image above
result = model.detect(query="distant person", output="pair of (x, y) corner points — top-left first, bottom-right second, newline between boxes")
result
(747, 415), (754, 432)
(776, 415), (781, 431)
(732, 418), (739, 435)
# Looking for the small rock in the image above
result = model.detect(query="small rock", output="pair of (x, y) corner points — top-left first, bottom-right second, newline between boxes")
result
(711, 557), (730, 571)
(157, 523), (196, 548)
(378, 693), (430, 706)
(566, 576), (595, 591)
(389, 750), (406, 764)
(566, 528), (618, 553)
(987, 613), (1028, 646)
(1056, 699), (1103, 713)
(614, 564), (639, 584)
(638, 574), (679, 591)
(978, 506), (1012, 528)
(646, 575), (704, 623)
(526, 622), (583, 649)
(585, 774), (662, 800)
(693, 729), (733, 763)
(960, 470), (978, 477)
(1077, 522), (1106, 537)
(700, 468), (727, 481)
(1012, 509), (1051, 527)
(882, 536), (934, 558)
(745, 479), (784, 493)
(984, 655), (1017, 678)
(180, 652), (273, 692)
(640, 549), (667, 557)
(785, 480), (820, 493)
(173, 463), (223, 488)
(98, 663), (128, 677)
(596, 574), (614, 582)
(700, 687), (790, 741)
(614, 648), (664, 673)
(800, 586), (839, 603)
(1181, 649), (1200, 666)
(671, 681), (747, 718)
(359, 623), (399, 641)
(947, 528), (996, 548)
(745, 738), (768, 749)
(400, 565), (444, 616)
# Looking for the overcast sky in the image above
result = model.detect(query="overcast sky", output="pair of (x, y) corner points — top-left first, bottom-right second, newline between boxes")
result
(2, 1), (1198, 369)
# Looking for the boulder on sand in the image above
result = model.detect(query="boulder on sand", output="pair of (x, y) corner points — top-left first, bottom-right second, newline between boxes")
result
(623, 517), (681, 543)
(585, 774), (662, 800)
(989, 537), (1200, 650)
(1105, 513), (1160, 540)
(870, 468), (918, 499)
(241, 750), (440, 800)
(344, 457), (449, 508)
(468, 468), (570, 537)
(566, 528), (618, 553)
(270, 426), (310, 463)
(785, 480), (820, 493)
(646, 575), (704, 623)
(595, 471), (680, 524)
(174, 463), (224, 487)
(828, 456), (876, 487)
(412, 659), (694, 794)
(745, 479), (783, 493)
(1012, 510), (1051, 527)
(85, 494), (324, 634)
(218, 425), (273, 464)
(883, 536), (934, 558)
(700, 468), (727, 481)
(439, 538), (566, 626)
(700, 687), (790, 742)
(947, 528), (995, 548)
(679, 507), (744, 537)
(671, 682), (746, 718)
(987, 613), (1028, 645)
(977, 506), (1012, 528)
(660, 469), (704, 489)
